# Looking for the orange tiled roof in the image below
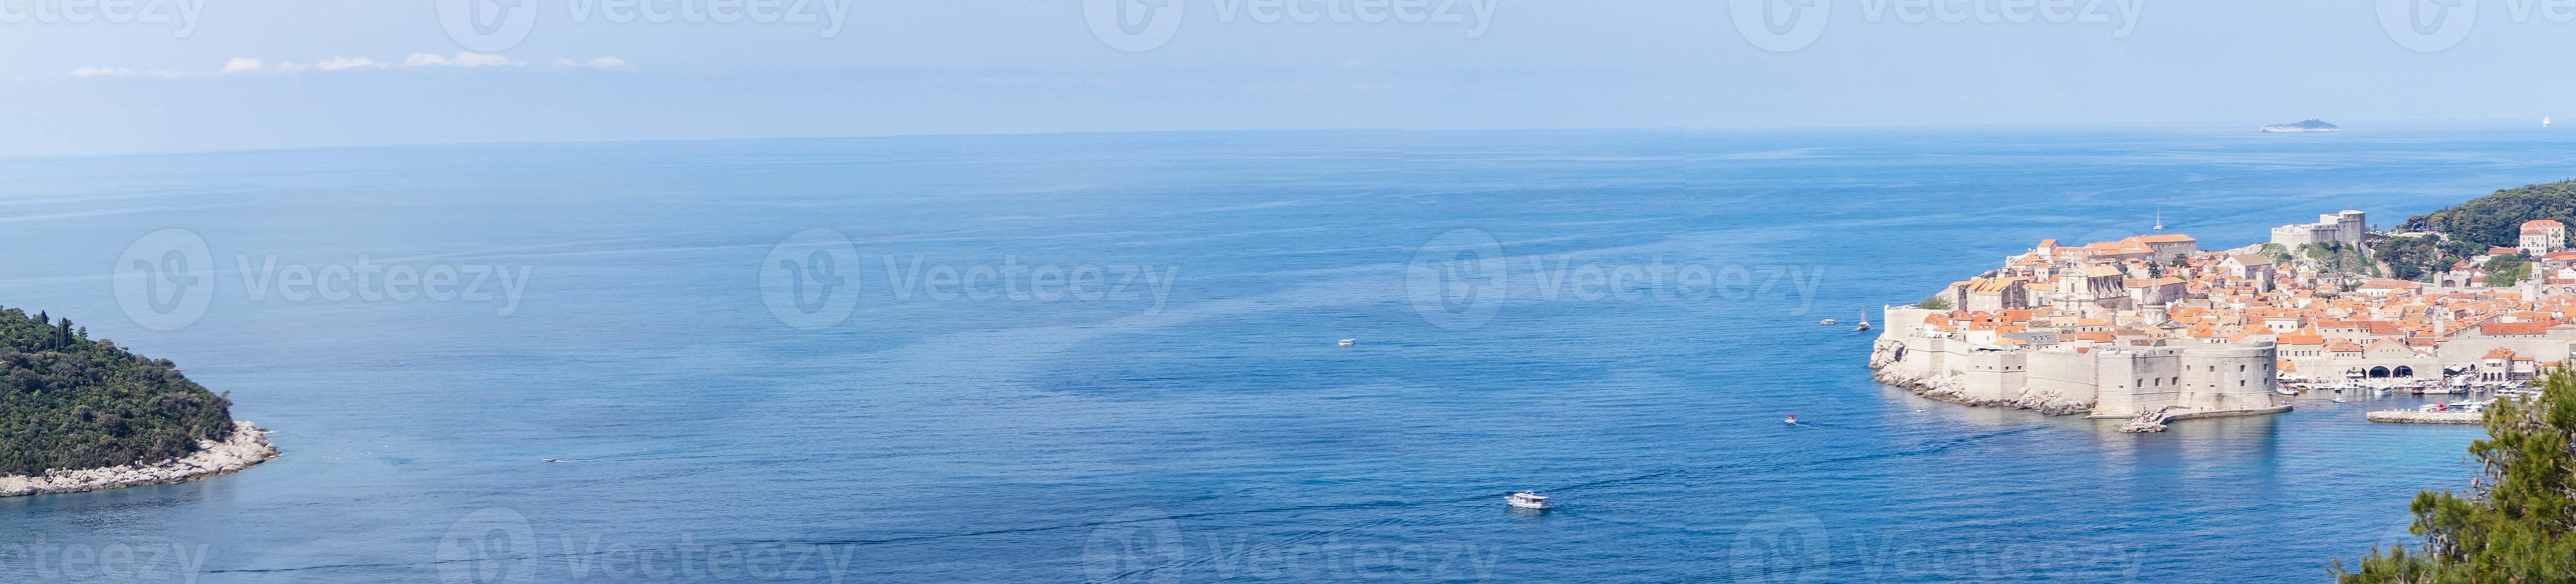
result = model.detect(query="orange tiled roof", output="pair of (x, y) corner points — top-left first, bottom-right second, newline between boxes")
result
(2483, 321), (2552, 335)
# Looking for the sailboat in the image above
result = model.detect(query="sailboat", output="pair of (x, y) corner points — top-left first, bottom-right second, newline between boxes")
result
(1854, 312), (1872, 331)
(2154, 209), (2163, 231)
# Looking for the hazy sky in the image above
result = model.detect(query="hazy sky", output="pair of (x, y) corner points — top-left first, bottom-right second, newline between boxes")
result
(4, 1), (2573, 157)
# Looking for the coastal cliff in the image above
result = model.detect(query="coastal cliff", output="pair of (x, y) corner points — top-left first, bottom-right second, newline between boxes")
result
(1869, 338), (2094, 415)
(0, 421), (277, 498)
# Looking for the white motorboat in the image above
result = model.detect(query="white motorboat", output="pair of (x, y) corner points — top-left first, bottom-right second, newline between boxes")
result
(540, 458), (562, 463)
(1784, 414), (1798, 425)
(1819, 319), (1837, 325)
(1338, 338), (1356, 346)
(1507, 492), (1551, 510)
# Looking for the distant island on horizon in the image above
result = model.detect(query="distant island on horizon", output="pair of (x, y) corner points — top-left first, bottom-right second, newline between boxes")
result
(2262, 119), (2343, 133)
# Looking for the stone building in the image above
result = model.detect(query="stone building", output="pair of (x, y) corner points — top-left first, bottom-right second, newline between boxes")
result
(2521, 219), (2567, 254)
(2271, 210), (2367, 250)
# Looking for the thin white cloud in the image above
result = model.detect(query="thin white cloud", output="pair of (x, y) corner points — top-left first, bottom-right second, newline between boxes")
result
(316, 56), (387, 71)
(455, 52), (515, 66)
(72, 52), (614, 79)
(406, 52), (519, 67)
(551, 57), (628, 69)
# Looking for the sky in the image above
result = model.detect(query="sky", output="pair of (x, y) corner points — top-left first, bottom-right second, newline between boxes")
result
(3, 0), (2574, 157)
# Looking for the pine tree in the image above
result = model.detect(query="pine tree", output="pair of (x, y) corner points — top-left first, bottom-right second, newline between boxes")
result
(2335, 367), (2576, 582)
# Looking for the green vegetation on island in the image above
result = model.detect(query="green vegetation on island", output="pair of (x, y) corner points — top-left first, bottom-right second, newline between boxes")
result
(2335, 368), (2576, 582)
(2371, 234), (2485, 282)
(2401, 179), (2576, 248)
(0, 307), (236, 477)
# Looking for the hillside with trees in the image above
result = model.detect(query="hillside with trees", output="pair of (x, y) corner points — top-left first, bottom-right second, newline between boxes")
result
(0, 307), (236, 477)
(2336, 368), (2576, 582)
(2400, 179), (2576, 248)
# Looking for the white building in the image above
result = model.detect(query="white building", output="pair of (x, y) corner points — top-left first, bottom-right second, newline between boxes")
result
(2520, 219), (2566, 254)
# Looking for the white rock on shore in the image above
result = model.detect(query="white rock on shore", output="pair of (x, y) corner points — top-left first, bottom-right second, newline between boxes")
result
(0, 421), (279, 498)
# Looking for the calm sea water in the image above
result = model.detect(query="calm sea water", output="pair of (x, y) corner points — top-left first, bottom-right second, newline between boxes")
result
(0, 125), (2557, 582)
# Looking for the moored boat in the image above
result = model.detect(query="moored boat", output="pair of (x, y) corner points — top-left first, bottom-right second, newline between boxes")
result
(1507, 492), (1551, 510)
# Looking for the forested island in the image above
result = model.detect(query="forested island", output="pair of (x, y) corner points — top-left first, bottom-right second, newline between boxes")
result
(0, 306), (275, 496)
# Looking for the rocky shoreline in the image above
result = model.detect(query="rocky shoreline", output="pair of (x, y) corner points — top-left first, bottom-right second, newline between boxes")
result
(1869, 339), (2095, 415)
(0, 421), (279, 498)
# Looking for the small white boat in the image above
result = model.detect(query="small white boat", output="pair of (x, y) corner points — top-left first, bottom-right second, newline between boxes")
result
(1338, 338), (1356, 346)
(1783, 414), (1798, 425)
(1819, 319), (1837, 325)
(540, 458), (562, 463)
(2331, 397), (2348, 403)
(1506, 492), (1551, 510)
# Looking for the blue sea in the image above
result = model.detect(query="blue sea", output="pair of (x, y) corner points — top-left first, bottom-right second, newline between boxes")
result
(0, 124), (2560, 582)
